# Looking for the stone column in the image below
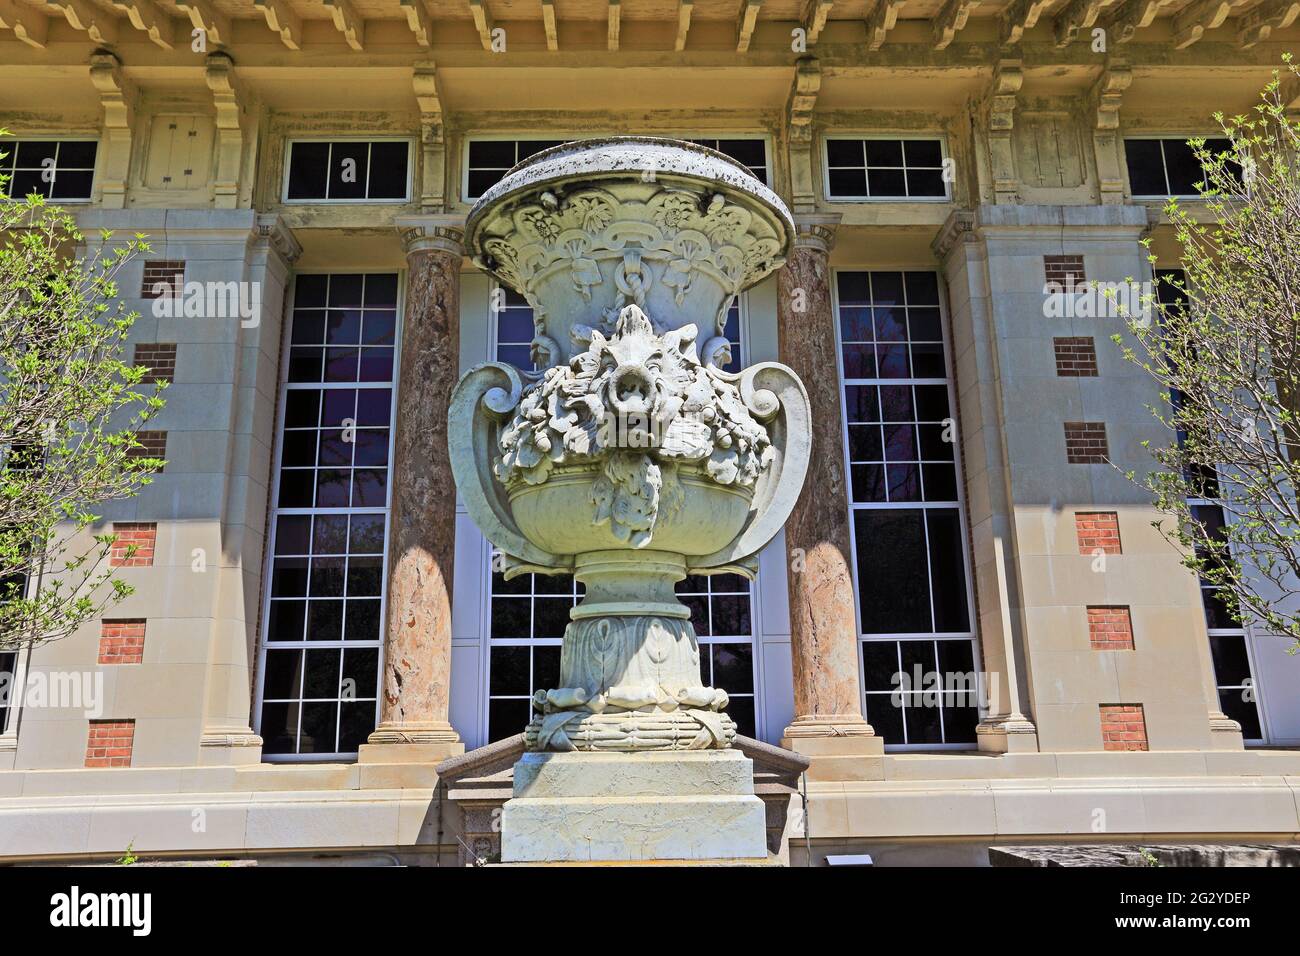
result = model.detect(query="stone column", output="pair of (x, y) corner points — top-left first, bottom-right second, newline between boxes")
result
(360, 216), (466, 762)
(777, 214), (883, 778)
(932, 210), (1039, 755)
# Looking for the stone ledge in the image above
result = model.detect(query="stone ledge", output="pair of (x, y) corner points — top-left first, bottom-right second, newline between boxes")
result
(803, 775), (1300, 841)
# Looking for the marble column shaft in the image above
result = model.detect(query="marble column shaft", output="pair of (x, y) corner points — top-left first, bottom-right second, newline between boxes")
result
(777, 215), (874, 740)
(367, 220), (465, 750)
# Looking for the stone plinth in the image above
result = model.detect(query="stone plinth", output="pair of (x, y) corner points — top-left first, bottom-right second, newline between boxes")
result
(501, 751), (768, 863)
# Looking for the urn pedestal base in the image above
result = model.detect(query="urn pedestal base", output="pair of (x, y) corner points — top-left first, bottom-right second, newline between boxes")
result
(500, 750), (768, 863)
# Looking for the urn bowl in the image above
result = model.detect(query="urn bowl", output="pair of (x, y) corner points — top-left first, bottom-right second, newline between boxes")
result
(465, 137), (795, 367)
(506, 462), (755, 557)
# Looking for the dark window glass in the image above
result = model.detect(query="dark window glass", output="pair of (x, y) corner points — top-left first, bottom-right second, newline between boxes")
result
(855, 509), (931, 633)
(688, 138), (769, 184)
(1126, 138), (1233, 197)
(286, 141), (409, 201)
(286, 142), (329, 200)
(367, 142), (409, 199)
(1, 140), (98, 201)
(826, 138), (947, 199)
(839, 271), (976, 747)
(466, 139), (563, 198)
(259, 274), (397, 757)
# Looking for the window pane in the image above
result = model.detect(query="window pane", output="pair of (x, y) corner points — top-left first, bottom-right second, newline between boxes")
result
(855, 509), (930, 633)
(839, 271), (976, 746)
(367, 142), (409, 199)
(327, 142), (369, 200)
(287, 142), (329, 199)
(927, 509), (970, 631)
(258, 274), (398, 757)
(1162, 139), (1206, 195)
(1124, 139), (1169, 196)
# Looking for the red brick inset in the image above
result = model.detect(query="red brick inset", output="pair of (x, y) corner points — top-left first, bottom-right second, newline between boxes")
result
(127, 430), (167, 472)
(1053, 336), (1099, 377)
(1099, 704), (1148, 751)
(141, 260), (185, 299)
(1064, 421), (1109, 464)
(1076, 511), (1122, 554)
(1087, 606), (1134, 650)
(134, 343), (177, 384)
(1044, 254), (1086, 290)
(85, 719), (135, 767)
(99, 619), (146, 664)
(110, 522), (156, 567)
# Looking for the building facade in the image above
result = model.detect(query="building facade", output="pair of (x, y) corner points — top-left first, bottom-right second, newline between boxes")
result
(2, 1), (1300, 864)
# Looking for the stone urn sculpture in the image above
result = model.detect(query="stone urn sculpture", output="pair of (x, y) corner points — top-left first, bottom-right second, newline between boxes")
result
(449, 138), (810, 861)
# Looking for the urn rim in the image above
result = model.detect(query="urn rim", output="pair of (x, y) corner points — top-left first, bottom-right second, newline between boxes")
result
(464, 135), (795, 285)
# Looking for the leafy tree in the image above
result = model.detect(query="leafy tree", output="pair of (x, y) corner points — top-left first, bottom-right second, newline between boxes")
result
(1121, 65), (1300, 647)
(0, 131), (163, 653)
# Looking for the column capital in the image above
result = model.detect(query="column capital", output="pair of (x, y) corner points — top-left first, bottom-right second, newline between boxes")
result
(252, 213), (302, 266)
(791, 212), (842, 255)
(395, 214), (466, 257)
(931, 208), (977, 261)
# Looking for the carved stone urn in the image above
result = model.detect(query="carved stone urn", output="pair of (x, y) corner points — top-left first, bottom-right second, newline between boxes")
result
(449, 138), (811, 861)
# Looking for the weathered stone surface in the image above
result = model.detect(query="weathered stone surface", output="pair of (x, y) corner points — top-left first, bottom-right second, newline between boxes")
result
(513, 750), (756, 798)
(368, 225), (464, 748)
(777, 216), (874, 740)
(990, 844), (1300, 867)
(503, 762), (768, 864)
(503, 794), (768, 862)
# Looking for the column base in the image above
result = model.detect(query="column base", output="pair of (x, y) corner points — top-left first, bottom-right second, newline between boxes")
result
(360, 722), (463, 764)
(1207, 712), (1246, 751)
(781, 716), (884, 781)
(501, 751), (767, 863)
(199, 729), (263, 767)
(976, 716), (1040, 754)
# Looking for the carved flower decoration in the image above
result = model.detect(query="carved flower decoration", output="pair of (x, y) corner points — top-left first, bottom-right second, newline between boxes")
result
(492, 304), (773, 546)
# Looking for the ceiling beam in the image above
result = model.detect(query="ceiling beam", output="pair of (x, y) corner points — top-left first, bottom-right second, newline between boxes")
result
(1106, 0), (1169, 41)
(1238, 0), (1300, 46)
(254, 0), (300, 49)
(803, 0), (833, 44)
(400, 0), (431, 47)
(675, 0), (692, 51)
(1053, 0), (1112, 47)
(109, 0), (173, 49)
(469, 0), (493, 51)
(176, 0), (231, 47)
(933, 0), (979, 49)
(865, 0), (905, 49)
(0, 0), (48, 47)
(45, 0), (117, 42)
(607, 0), (619, 50)
(1172, 0), (1246, 48)
(323, 0), (364, 51)
(1001, 0), (1051, 44)
(542, 0), (557, 50)
(737, 0), (762, 53)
